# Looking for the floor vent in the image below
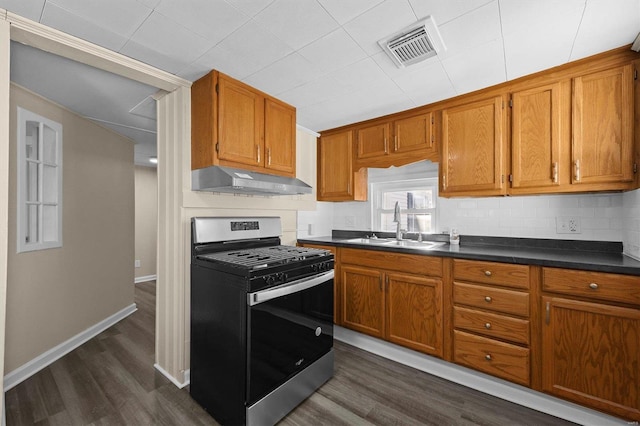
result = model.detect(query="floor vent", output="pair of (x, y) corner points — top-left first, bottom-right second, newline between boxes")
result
(378, 16), (446, 68)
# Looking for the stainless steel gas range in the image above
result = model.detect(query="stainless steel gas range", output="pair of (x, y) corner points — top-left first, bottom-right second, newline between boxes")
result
(190, 217), (334, 426)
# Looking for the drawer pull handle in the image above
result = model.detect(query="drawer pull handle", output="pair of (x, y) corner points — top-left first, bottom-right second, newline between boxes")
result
(589, 282), (598, 290)
(485, 354), (492, 361)
(484, 296), (492, 303)
(484, 323), (492, 329)
(484, 270), (492, 277)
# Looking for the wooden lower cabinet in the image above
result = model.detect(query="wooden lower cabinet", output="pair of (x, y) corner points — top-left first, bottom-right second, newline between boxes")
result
(541, 296), (640, 421)
(387, 273), (442, 356)
(340, 248), (444, 358)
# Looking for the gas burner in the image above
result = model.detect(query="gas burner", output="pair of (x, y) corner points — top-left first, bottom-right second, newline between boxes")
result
(198, 245), (329, 270)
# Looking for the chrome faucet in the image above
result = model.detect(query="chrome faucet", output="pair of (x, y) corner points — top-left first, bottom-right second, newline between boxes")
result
(393, 201), (403, 240)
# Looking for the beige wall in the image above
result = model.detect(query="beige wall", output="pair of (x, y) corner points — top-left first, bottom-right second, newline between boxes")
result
(135, 165), (157, 280)
(5, 84), (135, 373)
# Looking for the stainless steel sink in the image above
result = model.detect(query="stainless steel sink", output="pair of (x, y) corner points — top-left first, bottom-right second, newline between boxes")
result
(382, 240), (447, 250)
(341, 238), (446, 250)
(341, 237), (392, 245)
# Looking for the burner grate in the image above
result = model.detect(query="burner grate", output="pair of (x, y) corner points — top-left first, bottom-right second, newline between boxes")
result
(198, 245), (328, 269)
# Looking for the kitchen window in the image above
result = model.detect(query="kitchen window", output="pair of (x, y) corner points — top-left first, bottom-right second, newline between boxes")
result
(16, 107), (63, 253)
(372, 178), (438, 234)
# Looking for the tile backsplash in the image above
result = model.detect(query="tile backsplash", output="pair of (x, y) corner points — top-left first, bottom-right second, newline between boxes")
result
(297, 161), (640, 258)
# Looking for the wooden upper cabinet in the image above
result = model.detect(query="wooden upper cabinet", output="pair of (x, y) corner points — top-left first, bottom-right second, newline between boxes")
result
(354, 112), (437, 169)
(510, 82), (567, 193)
(317, 130), (367, 201)
(441, 95), (507, 196)
(394, 112), (435, 156)
(217, 75), (264, 168)
(191, 70), (296, 177)
(572, 64), (634, 187)
(264, 98), (295, 175)
(356, 122), (390, 161)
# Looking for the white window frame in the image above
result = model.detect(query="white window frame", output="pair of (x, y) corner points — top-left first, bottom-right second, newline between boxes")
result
(371, 178), (438, 234)
(16, 107), (63, 253)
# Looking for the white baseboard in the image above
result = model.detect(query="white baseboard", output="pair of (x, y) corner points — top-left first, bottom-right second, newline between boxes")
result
(154, 363), (188, 389)
(334, 326), (627, 426)
(135, 274), (156, 284)
(3, 303), (137, 391)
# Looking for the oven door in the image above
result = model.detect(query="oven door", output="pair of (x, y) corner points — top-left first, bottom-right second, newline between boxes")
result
(246, 269), (334, 405)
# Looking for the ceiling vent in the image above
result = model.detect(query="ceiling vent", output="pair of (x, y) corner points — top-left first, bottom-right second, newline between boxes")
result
(378, 16), (446, 68)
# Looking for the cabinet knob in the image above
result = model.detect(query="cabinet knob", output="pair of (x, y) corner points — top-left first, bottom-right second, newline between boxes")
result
(589, 282), (599, 290)
(484, 323), (492, 329)
(484, 270), (492, 277)
(485, 354), (492, 361)
(484, 296), (492, 303)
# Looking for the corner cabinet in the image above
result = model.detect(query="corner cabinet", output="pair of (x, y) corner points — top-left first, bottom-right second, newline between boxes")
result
(440, 95), (507, 197)
(191, 70), (296, 177)
(317, 130), (367, 201)
(340, 248), (444, 358)
(541, 267), (640, 421)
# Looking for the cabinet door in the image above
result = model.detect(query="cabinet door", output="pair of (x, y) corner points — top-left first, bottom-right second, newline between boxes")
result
(217, 75), (264, 167)
(356, 122), (390, 160)
(511, 82), (565, 191)
(572, 64), (634, 186)
(317, 130), (366, 201)
(264, 98), (295, 176)
(441, 96), (506, 196)
(341, 265), (384, 338)
(386, 273), (443, 357)
(393, 112), (435, 156)
(542, 296), (640, 421)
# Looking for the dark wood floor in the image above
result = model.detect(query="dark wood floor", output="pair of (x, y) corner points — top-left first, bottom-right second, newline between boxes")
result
(6, 281), (575, 425)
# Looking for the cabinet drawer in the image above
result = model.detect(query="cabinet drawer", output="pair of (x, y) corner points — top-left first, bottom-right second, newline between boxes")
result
(454, 259), (530, 289)
(543, 268), (640, 306)
(453, 282), (529, 317)
(454, 330), (530, 386)
(453, 306), (530, 345)
(340, 248), (443, 277)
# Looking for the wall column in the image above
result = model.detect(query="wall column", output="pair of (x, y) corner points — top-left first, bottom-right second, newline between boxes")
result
(155, 86), (190, 386)
(0, 17), (11, 416)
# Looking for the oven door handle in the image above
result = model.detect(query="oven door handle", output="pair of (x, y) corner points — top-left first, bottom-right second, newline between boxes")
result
(248, 270), (334, 306)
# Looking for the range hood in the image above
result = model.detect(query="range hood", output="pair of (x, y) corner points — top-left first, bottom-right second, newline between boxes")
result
(192, 166), (312, 196)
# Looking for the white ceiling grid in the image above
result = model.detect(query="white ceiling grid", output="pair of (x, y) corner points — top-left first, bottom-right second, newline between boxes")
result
(1, 0), (639, 165)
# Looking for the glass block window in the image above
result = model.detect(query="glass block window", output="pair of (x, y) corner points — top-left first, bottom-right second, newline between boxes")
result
(17, 107), (63, 252)
(372, 178), (438, 234)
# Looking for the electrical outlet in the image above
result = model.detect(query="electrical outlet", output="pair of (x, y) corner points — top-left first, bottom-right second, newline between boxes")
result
(345, 216), (355, 228)
(556, 217), (581, 234)
(135, 259), (141, 268)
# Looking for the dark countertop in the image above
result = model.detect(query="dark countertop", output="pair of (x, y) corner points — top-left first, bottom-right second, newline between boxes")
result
(297, 231), (640, 276)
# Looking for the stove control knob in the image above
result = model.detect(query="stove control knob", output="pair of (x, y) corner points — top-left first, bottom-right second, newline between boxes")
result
(266, 275), (276, 285)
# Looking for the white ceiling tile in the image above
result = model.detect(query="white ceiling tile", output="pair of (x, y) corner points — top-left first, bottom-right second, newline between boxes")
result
(48, 0), (152, 37)
(392, 58), (456, 105)
(372, 48), (444, 79)
(317, 0), (384, 25)
(155, 0), (250, 42)
(408, 0), (494, 25)
(0, 0), (45, 21)
(253, 0), (339, 50)
(441, 38), (506, 95)
(137, 0), (162, 8)
(244, 53), (322, 96)
(437, 1), (501, 59)
(224, 0), (274, 17)
(343, 0), (418, 55)
(329, 57), (390, 89)
(120, 40), (192, 74)
(298, 28), (368, 74)
(123, 12), (213, 72)
(571, 0), (640, 61)
(199, 19), (293, 79)
(41, 3), (129, 51)
(278, 75), (349, 108)
(500, 0), (585, 79)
